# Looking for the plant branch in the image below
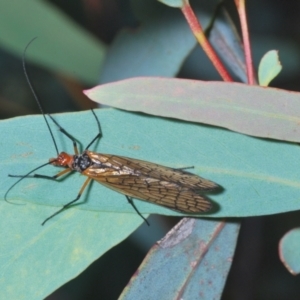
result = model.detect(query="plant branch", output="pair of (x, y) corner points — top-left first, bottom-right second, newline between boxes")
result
(234, 0), (255, 84)
(181, 1), (233, 82)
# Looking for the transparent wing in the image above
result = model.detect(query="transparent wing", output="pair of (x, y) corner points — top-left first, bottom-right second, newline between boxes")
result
(84, 152), (218, 213)
(96, 175), (212, 213)
(87, 152), (218, 191)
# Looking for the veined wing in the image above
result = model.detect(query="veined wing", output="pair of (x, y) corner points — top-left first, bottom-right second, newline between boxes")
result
(87, 151), (218, 191)
(84, 152), (217, 213)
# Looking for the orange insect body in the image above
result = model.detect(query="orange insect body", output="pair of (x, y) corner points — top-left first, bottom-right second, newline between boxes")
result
(50, 152), (73, 168)
(50, 150), (217, 213)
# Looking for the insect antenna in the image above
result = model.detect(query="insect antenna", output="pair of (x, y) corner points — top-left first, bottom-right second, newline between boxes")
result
(5, 161), (55, 202)
(5, 38), (60, 201)
(85, 109), (103, 150)
(23, 37), (59, 156)
(126, 196), (150, 226)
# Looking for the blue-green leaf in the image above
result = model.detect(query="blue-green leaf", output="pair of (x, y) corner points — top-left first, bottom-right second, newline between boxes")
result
(258, 50), (282, 87)
(1, 108), (300, 298)
(0, 200), (143, 300)
(1, 108), (300, 218)
(279, 228), (300, 275)
(120, 218), (240, 299)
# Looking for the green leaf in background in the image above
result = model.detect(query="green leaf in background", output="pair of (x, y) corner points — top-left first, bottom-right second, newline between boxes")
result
(1, 108), (300, 218)
(206, 6), (247, 83)
(0, 0), (106, 84)
(258, 50), (282, 87)
(158, 0), (184, 8)
(100, 0), (196, 83)
(120, 218), (240, 299)
(279, 228), (300, 275)
(85, 77), (300, 143)
(101, 0), (241, 83)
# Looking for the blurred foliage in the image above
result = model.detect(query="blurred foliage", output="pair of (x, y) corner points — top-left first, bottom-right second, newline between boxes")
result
(1, 0), (300, 299)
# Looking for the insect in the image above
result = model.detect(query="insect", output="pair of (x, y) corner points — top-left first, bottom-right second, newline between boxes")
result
(5, 40), (220, 225)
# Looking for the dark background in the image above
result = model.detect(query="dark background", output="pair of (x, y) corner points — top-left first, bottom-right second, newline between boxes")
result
(1, 0), (300, 299)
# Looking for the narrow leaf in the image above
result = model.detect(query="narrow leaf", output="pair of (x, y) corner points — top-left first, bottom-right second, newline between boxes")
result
(120, 218), (240, 299)
(85, 77), (300, 143)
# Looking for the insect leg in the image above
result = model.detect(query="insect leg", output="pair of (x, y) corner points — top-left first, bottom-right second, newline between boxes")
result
(47, 114), (80, 155)
(42, 177), (92, 225)
(84, 109), (103, 150)
(9, 168), (72, 181)
(175, 166), (194, 171)
(126, 196), (150, 226)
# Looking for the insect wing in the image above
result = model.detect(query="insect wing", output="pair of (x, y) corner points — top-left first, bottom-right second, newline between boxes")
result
(87, 152), (218, 190)
(84, 152), (216, 213)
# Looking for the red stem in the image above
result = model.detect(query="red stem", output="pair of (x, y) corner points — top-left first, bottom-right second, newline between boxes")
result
(235, 0), (255, 84)
(181, 2), (233, 82)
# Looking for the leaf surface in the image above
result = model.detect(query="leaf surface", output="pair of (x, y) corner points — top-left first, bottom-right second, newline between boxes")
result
(1, 108), (300, 218)
(120, 218), (240, 299)
(85, 77), (300, 143)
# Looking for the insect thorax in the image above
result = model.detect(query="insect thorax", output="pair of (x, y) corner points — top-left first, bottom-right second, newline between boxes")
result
(72, 151), (93, 172)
